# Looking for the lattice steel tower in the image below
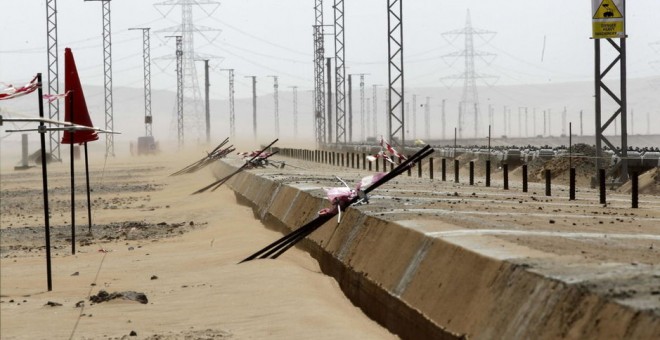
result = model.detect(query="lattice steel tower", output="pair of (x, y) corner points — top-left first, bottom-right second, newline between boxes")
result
(387, 0), (405, 148)
(441, 9), (496, 139)
(220, 69), (235, 138)
(46, 0), (61, 161)
(129, 28), (153, 137)
(85, 0), (115, 156)
(155, 0), (220, 144)
(334, 0), (346, 144)
(313, 0), (326, 145)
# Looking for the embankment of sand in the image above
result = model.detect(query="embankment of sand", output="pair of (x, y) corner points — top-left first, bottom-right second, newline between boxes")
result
(213, 160), (659, 339)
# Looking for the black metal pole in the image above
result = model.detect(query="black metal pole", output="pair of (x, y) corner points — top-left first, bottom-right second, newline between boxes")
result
(469, 161), (474, 185)
(37, 73), (53, 291)
(570, 168), (576, 201)
(632, 172), (638, 208)
(486, 160), (491, 187)
(522, 164), (528, 193)
(69, 94), (76, 255)
(418, 158), (422, 178)
(454, 159), (460, 183)
(599, 168), (606, 204)
(85, 142), (92, 233)
(442, 158), (446, 181)
(429, 157), (434, 179)
(503, 163), (509, 190)
(545, 169), (552, 197)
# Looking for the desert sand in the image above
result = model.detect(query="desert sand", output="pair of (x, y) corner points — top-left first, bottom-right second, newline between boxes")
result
(0, 150), (396, 339)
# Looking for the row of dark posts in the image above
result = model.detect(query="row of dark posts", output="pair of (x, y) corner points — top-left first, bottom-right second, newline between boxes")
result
(277, 148), (641, 208)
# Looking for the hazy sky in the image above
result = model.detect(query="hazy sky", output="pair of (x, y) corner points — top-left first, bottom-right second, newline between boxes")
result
(1, 0), (659, 99)
(1, 1), (660, 149)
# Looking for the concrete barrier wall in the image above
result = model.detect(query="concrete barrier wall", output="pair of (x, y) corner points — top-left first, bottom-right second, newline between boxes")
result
(213, 161), (659, 340)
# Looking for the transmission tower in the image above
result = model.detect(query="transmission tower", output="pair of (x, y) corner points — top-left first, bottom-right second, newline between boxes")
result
(441, 9), (497, 139)
(313, 0), (326, 145)
(334, 0), (346, 144)
(220, 69), (235, 138)
(155, 0), (221, 144)
(290, 86), (299, 139)
(387, 0), (405, 148)
(168, 35), (184, 148)
(267, 76), (280, 138)
(85, 0), (115, 156)
(129, 28), (153, 137)
(46, 0), (61, 161)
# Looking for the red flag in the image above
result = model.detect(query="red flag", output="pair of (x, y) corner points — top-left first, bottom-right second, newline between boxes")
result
(0, 76), (38, 101)
(61, 48), (98, 145)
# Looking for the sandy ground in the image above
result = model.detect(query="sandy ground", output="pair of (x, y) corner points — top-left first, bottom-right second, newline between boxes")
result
(0, 150), (396, 339)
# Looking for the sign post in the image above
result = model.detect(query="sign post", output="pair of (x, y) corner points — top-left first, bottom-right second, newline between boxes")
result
(592, 0), (628, 185)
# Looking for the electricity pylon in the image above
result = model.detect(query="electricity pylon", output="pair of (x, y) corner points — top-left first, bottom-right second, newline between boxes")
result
(334, 0), (346, 144)
(129, 28), (153, 137)
(155, 0), (221, 144)
(441, 9), (497, 139)
(387, 0), (405, 148)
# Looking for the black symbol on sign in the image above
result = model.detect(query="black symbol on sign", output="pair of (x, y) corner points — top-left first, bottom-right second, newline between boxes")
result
(603, 4), (614, 18)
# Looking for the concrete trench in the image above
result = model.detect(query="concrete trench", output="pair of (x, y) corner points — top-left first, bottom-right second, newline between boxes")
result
(212, 160), (660, 340)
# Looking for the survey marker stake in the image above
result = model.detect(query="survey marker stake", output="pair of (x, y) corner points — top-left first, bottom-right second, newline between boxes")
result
(192, 139), (279, 194)
(170, 137), (230, 176)
(239, 145), (434, 263)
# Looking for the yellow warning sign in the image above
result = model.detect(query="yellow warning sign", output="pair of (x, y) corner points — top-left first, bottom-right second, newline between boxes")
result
(593, 0), (623, 19)
(591, 0), (625, 39)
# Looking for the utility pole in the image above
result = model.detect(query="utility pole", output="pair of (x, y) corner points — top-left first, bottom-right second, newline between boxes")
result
(424, 97), (431, 140)
(548, 109), (552, 137)
(543, 110), (547, 136)
(349, 74), (369, 141)
(503, 105), (507, 137)
(85, 0), (115, 156)
(167, 35), (184, 148)
(334, 0), (346, 144)
(129, 28), (153, 138)
(348, 75), (353, 142)
(525, 107), (529, 137)
(220, 69), (235, 138)
(202, 60), (210, 143)
(533, 108), (537, 136)
(441, 99), (446, 140)
(580, 110), (584, 136)
(289, 86), (299, 139)
(387, 0), (405, 148)
(268, 75), (280, 138)
(46, 0), (61, 161)
(326, 57), (333, 142)
(372, 84), (380, 138)
(412, 94), (417, 141)
(562, 106), (567, 137)
(245, 76), (257, 139)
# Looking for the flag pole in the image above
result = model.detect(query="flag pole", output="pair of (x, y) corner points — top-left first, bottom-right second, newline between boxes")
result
(37, 73), (53, 291)
(84, 142), (92, 233)
(69, 93), (76, 255)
